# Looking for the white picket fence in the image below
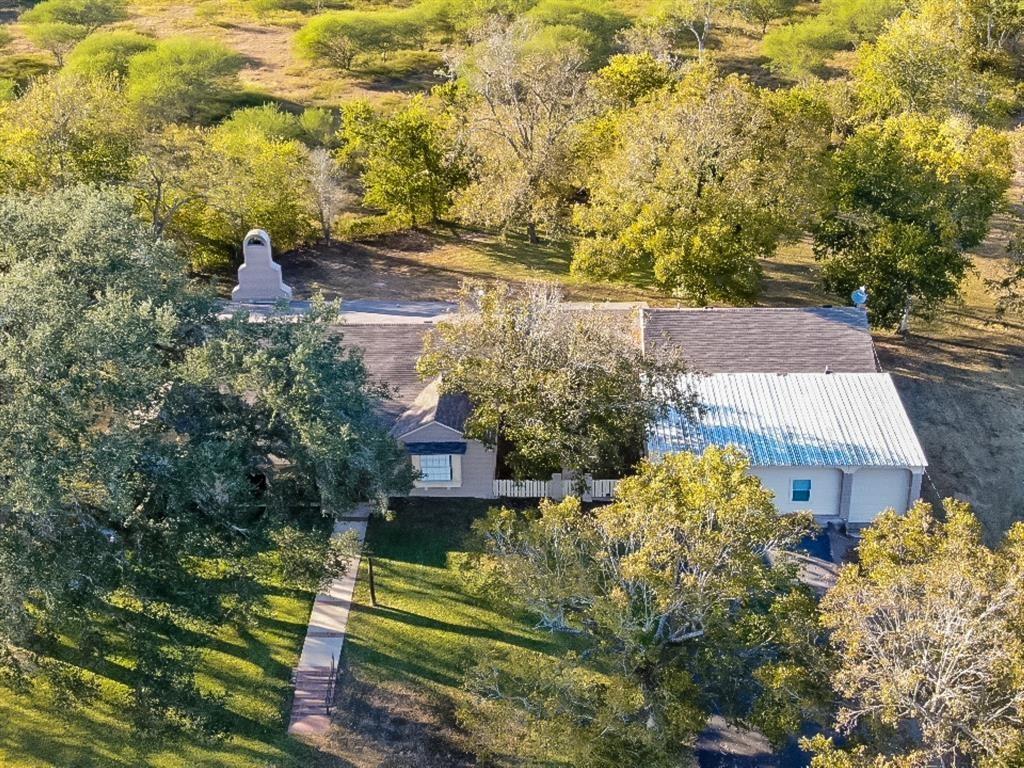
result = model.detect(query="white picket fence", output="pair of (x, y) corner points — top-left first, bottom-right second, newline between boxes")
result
(493, 477), (619, 500)
(590, 478), (619, 499)
(493, 479), (555, 498)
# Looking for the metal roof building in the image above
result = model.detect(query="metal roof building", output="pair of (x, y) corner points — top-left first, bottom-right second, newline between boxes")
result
(648, 373), (928, 523)
(649, 373), (927, 466)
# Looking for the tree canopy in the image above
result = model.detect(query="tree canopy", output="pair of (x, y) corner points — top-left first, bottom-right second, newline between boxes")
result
(0, 186), (410, 733)
(341, 95), (468, 225)
(461, 448), (826, 766)
(572, 64), (832, 304)
(20, 0), (127, 65)
(808, 501), (1024, 767)
(814, 113), (1011, 331)
(419, 282), (693, 480)
(64, 30), (157, 80)
(126, 37), (243, 124)
(451, 18), (593, 242)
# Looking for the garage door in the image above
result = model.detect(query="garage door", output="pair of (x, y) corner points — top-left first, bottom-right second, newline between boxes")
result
(848, 468), (911, 524)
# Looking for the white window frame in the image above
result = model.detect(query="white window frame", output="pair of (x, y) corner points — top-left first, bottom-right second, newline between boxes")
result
(412, 454), (463, 488)
(791, 478), (812, 503)
(419, 454), (452, 483)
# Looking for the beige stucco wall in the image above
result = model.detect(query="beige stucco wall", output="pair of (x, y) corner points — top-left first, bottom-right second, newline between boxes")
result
(396, 421), (497, 499)
(847, 467), (912, 523)
(750, 466), (843, 517)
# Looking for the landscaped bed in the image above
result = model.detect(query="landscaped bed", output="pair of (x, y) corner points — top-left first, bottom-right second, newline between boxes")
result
(329, 498), (571, 766)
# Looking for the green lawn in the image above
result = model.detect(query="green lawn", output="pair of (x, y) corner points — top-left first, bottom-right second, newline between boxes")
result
(330, 498), (571, 764)
(0, 560), (321, 768)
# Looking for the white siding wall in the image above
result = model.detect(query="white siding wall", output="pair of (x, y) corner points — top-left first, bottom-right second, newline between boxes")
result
(398, 421), (497, 499)
(848, 468), (911, 523)
(749, 467), (843, 517)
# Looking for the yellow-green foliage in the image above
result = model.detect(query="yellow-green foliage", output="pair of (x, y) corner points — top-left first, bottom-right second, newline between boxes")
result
(0, 73), (138, 192)
(853, 0), (1019, 122)
(762, 0), (906, 77)
(127, 36), (244, 124)
(810, 500), (1024, 767)
(64, 30), (156, 79)
(295, 3), (454, 71)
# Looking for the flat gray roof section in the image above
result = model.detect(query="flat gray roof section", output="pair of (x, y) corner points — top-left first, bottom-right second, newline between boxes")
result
(643, 307), (878, 373)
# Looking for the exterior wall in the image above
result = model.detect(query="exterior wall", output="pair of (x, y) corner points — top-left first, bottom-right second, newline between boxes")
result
(749, 467), (843, 517)
(397, 421), (497, 499)
(847, 467), (912, 523)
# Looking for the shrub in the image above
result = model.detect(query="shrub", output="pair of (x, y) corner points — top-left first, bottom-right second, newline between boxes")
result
(295, 9), (420, 70)
(64, 30), (156, 79)
(762, 0), (905, 78)
(127, 36), (243, 124)
(762, 16), (848, 77)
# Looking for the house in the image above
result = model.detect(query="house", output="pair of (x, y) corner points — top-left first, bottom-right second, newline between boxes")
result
(338, 319), (497, 499)
(338, 304), (926, 522)
(647, 372), (928, 525)
(641, 308), (927, 523)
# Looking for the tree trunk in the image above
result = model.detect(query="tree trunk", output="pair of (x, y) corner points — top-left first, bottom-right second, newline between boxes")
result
(899, 296), (913, 337)
(526, 221), (539, 244)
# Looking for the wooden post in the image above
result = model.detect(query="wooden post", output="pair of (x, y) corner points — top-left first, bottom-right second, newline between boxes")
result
(368, 556), (377, 607)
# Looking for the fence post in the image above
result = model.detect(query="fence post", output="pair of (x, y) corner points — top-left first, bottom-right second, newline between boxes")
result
(326, 653), (336, 714)
(550, 473), (563, 500)
(582, 474), (594, 503)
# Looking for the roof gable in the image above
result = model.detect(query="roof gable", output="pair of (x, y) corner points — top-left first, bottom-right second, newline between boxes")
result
(390, 378), (472, 438)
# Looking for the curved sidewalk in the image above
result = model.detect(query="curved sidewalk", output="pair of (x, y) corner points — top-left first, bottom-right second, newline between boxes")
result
(287, 504), (371, 737)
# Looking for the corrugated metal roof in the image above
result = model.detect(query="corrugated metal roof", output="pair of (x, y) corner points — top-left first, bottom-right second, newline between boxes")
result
(643, 307), (878, 373)
(648, 373), (928, 468)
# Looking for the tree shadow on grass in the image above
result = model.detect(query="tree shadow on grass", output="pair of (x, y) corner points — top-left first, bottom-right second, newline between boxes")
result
(350, 603), (554, 655)
(326, 657), (476, 768)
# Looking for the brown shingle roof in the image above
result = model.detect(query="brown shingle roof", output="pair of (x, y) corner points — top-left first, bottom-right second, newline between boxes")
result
(389, 378), (472, 438)
(338, 323), (473, 433)
(336, 323), (431, 425)
(643, 307), (878, 373)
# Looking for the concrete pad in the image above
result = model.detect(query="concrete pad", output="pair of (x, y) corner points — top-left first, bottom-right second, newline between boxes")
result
(296, 633), (345, 670)
(288, 713), (331, 736)
(307, 600), (353, 635)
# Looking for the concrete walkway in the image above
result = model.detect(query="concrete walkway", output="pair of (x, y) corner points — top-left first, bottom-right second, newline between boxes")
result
(287, 505), (371, 737)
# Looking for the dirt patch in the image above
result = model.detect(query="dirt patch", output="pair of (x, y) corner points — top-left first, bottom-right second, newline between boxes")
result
(281, 238), (468, 302)
(279, 231), (666, 303)
(877, 316), (1024, 543)
(322, 666), (476, 768)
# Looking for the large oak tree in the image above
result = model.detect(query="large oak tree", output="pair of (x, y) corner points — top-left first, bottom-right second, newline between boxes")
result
(808, 500), (1024, 767)
(461, 449), (827, 766)
(0, 187), (410, 735)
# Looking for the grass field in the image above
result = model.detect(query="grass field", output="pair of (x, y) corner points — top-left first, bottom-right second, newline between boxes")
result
(0, 0), (823, 109)
(0, 552), (323, 768)
(324, 498), (572, 767)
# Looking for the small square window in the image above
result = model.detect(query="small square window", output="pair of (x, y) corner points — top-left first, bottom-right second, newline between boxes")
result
(791, 479), (812, 503)
(419, 454), (453, 483)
